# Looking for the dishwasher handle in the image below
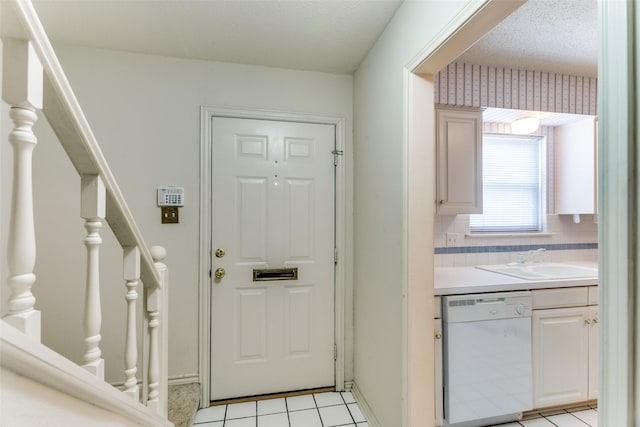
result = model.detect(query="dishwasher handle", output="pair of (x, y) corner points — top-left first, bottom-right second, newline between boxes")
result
(476, 297), (506, 304)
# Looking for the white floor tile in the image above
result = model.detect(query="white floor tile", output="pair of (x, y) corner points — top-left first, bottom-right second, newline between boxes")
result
(347, 403), (366, 423)
(259, 398), (287, 415)
(547, 413), (591, 427)
(571, 409), (598, 426)
(521, 418), (556, 427)
(195, 422), (223, 427)
(314, 392), (345, 407)
(194, 405), (226, 423)
(226, 401), (257, 419)
(319, 404), (354, 426)
(225, 417), (257, 427)
(289, 408), (322, 427)
(258, 412), (289, 427)
(491, 423), (521, 427)
(356, 423), (369, 427)
(287, 394), (317, 411)
(341, 392), (356, 403)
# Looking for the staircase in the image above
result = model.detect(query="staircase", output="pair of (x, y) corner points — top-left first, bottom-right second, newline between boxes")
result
(0, 1), (173, 425)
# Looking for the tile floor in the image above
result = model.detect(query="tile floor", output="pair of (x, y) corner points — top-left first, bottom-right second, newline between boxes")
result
(491, 405), (598, 427)
(194, 391), (368, 427)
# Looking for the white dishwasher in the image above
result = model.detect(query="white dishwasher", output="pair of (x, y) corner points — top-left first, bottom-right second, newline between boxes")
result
(443, 291), (533, 427)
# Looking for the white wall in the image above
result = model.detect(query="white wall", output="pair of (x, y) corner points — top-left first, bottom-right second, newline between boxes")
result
(1, 44), (353, 384)
(352, 1), (480, 425)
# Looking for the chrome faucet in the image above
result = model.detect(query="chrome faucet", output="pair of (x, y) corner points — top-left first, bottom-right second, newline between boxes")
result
(512, 248), (547, 265)
(526, 248), (547, 263)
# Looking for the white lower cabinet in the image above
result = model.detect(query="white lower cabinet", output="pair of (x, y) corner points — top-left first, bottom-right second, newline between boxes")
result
(434, 297), (443, 427)
(531, 287), (598, 409)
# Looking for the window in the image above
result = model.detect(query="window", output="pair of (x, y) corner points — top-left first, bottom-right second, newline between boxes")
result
(470, 134), (546, 233)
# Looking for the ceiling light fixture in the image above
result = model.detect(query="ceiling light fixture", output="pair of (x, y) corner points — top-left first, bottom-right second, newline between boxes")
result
(510, 116), (540, 135)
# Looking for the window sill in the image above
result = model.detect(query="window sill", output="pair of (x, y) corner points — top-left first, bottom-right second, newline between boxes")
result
(465, 232), (556, 238)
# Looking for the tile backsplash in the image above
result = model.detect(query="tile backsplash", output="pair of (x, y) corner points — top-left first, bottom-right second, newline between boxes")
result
(435, 213), (598, 267)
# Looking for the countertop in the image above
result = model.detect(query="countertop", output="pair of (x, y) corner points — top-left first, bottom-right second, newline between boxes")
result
(435, 260), (598, 295)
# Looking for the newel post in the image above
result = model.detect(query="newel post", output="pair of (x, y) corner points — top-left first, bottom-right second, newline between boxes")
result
(146, 245), (169, 416)
(2, 39), (43, 340)
(80, 174), (106, 379)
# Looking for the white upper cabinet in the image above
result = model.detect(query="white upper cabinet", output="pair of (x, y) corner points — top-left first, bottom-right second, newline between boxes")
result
(556, 117), (598, 215)
(436, 107), (483, 215)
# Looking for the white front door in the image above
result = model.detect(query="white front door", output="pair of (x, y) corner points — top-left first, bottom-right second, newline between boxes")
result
(210, 117), (336, 400)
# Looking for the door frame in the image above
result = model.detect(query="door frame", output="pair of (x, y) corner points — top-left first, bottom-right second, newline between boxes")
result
(198, 106), (348, 406)
(398, 2), (526, 424)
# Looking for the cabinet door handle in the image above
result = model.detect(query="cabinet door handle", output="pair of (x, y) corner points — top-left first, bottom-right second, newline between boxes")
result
(439, 200), (446, 205)
(435, 332), (442, 339)
(593, 317), (598, 324)
(584, 318), (592, 325)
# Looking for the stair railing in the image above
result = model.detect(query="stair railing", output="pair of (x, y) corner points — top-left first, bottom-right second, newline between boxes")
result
(1, 0), (170, 421)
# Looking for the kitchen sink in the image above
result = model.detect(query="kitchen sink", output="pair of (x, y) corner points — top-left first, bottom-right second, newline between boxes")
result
(476, 263), (598, 280)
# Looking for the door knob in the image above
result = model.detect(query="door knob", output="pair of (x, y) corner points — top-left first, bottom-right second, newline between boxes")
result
(215, 248), (225, 258)
(214, 268), (226, 280)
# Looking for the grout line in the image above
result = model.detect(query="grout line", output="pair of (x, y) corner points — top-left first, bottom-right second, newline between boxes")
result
(284, 397), (292, 427)
(313, 394), (326, 427)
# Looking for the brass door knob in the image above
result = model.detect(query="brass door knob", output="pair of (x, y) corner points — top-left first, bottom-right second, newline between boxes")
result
(214, 268), (226, 280)
(215, 248), (225, 258)
(435, 332), (442, 339)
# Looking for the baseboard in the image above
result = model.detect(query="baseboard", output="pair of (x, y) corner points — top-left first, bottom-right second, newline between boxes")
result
(168, 375), (200, 386)
(351, 381), (382, 427)
(110, 374), (200, 390)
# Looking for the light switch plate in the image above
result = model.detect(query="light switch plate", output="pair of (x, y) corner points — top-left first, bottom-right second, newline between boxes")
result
(161, 206), (179, 224)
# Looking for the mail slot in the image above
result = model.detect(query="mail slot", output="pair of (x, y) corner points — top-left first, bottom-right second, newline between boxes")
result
(253, 267), (298, 282)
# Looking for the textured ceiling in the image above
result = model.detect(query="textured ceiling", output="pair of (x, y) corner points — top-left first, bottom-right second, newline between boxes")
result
(461, 0), (598, 125)
(457, 0), (598, 78)
(30, 0), (403, 74)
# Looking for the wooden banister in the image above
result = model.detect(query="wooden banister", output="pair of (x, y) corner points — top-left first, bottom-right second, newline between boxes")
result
(1, 0), (170, 420)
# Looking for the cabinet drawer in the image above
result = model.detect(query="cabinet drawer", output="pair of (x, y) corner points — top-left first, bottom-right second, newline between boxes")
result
(588, 286), (598, 305)
(434, 296), (441, 319)
(532, 287), (588, 309)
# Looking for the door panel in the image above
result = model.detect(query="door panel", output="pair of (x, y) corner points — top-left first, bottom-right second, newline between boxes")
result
(210, 117), (335, 400)
(236, 288), (267, 363)
(532, 307), (589, 408)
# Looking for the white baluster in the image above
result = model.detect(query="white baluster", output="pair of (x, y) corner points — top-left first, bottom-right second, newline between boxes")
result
(145, 285), (160, 413)
(2, 39), (43, 340)
(123, 246), (140, 400)
(80, 174), (106, 379)
(146, 246), (168, 415)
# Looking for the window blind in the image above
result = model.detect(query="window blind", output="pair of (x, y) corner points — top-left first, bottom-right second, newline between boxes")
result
(470, 134), (545, 233)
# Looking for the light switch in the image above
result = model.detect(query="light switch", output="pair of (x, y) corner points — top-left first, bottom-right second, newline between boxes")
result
(161, 206), (179, 224)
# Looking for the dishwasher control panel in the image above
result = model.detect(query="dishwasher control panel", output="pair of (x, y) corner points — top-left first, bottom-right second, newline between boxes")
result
(443, 290), (532, 323)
